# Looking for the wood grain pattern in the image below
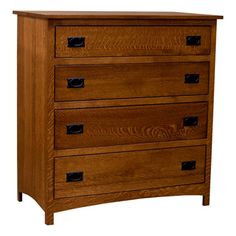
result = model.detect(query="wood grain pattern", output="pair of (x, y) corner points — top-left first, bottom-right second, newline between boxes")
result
(17, 15), (55, 225)
(17, 16), (48, 210)
(55, 146), (206, 198)
(13, 11), (223, 20)
(202, 22), (217, 206)
(54, 139), (208, 157)
(56, 26), (211, 58)
(54, 55), (211, 65)
(55, 62), (209, 101)
(50, 19), (217, 27)
(44, 20), (55, 225)
(55, 103), (208, 149)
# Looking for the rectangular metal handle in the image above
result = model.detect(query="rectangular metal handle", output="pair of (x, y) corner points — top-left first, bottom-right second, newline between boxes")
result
(186, 36), (201, 46)
(183, 116), (198, 126)
(185, 74), (199, 84)
(67, 78), (85, 88)
(67, 37), (85, 47)
(182, 161), (196, 170)
(67, 124), (84, 134)
(66, 172), (84, 182)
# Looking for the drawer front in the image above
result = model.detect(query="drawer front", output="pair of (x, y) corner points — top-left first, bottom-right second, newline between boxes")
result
(55, 26), (211, 57)
(54, 146), (206, 198)
(55, 102), (208, 149)
(55, 62), (209, 102)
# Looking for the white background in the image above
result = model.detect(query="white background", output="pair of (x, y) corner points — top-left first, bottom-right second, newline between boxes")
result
(0, 0), (234, 235)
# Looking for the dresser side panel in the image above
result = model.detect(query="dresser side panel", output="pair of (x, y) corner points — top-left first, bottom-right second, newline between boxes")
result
(17, 16), (49, 209)
(203, 21), (217, 204)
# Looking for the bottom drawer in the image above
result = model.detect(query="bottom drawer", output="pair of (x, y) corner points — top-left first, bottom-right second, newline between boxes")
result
(54, 146), (206, 199)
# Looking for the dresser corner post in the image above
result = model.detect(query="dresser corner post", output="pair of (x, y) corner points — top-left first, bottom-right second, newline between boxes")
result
(17, 191), (23, 202)
(17, 14), (24, 205)
(44, 18), (55, 226)
(45, 211), (54, 225)
(202, 20), (218, 208)
(202, 194), (210, 206)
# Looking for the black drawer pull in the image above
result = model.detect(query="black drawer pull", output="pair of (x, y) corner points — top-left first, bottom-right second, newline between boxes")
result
(67, 78), (85, 88)
(185, 74), (199, 84)
(68, 37), (85, 47)
(182, 161), (196, 171)
(67, 124), (84, 134)
(186, 36), (201, 46)
(66, 172), (83, 182)
(183, 116), (198, 126)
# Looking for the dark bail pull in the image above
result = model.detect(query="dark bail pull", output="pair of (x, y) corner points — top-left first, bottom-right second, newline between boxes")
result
(183, 116), (198, 126)
(182, 161), (196, 171)
(67, 37), (85, 47)
(66, 172), (84, 182)
(185, 74), (200, 84)
(186, 36), (201, 46)
(67, 78), (85, 88)
(67, 124), (84, 134)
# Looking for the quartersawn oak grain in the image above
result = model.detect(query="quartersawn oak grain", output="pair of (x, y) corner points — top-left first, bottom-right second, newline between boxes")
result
(17, 16), (55, 225)
(55, 62), (209, 101)
(55, 102), (208, 149)
(17, 16), (48, 209)
(56, 26), (211, 57)
(55, 146), (206, 198)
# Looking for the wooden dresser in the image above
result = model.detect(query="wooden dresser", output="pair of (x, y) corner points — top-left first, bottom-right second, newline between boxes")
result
(14, 11), (223, 225)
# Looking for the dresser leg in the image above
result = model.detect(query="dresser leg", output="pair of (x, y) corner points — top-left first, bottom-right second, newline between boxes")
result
(202, 194), (210, 206)
(17, 192), (23, 202)
(45, 212), (54, 225)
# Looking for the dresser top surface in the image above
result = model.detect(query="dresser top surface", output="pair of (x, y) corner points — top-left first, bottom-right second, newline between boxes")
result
(13, 11), (223, 20)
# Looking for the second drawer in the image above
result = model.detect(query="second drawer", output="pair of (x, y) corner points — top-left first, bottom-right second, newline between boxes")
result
(55, 62), (209, 101)
(55, 102), (208, 149)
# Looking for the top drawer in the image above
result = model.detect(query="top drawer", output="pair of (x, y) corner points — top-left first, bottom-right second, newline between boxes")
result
(55, 26), (211, 58)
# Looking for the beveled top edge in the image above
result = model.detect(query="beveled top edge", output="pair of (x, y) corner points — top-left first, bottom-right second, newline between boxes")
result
(13, 11), (223, 20)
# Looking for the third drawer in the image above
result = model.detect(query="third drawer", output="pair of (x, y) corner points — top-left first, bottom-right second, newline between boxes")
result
(54, 102), (208, 149)
(55, 62), (209, 102)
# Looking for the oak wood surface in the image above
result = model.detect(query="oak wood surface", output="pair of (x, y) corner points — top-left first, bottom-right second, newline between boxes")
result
(54, 95), (209, 110)
(54, 55), (211, 65)
(13, 11), (223, 20)
(55, 62), (209, 101)
(54, 139), (208, 157)
(56, 26), (211, 58)
(50, 19), (217, 27)
(203, 21), (217, 206)
(53, 183), (207, 212)
(44, 19), (56, 225)
(55, 102), (208, 149)
(54, 146), (206, 198)
(17, 16), (48, 210)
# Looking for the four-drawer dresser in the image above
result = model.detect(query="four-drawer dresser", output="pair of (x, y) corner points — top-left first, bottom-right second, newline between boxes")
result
(14, 11), (223, 225)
